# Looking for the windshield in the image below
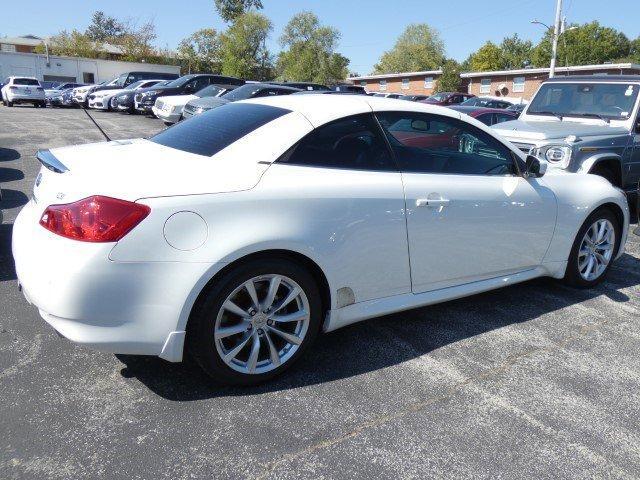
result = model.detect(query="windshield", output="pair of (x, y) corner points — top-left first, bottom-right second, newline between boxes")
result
(528, 82), (639, 120)
(126, 80), (146, 90)
(429, 93), (448, 101)
(221, 84), (267, 102)
(163, 75), (194, 88)
(196, 85), (225, 98)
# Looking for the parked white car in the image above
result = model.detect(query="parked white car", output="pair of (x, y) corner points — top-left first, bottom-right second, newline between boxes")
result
(88, 79), (167, 111)
(1, 76), (46, 107)
(72, 78), (118, 106)
(13, 96), (629, 385)
(153, 84), (232, 125)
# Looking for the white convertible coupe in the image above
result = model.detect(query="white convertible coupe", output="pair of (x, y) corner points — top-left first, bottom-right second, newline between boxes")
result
(13, 95), (629, 385)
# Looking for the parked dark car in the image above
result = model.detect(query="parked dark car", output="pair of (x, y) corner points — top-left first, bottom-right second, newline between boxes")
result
(111, 80), (173, 113)
(91, 71), (179, 95)
(401, 94), (430, 102)
(275, 82), (330, 91)
(332, 84), (367, 94)
(182, 83), (301, 119)
(420, 92), (475, 106)
(135, 74), (245, 114)
(459, 96), (514, 109)
(448, 106), (520, 126)
(506, 103), (527, 115)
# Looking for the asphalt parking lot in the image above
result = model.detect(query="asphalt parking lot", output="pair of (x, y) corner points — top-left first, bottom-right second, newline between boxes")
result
(1, 105), (640, 480)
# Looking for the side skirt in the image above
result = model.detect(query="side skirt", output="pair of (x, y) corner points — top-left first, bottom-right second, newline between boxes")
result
(323, 266), (551, 333)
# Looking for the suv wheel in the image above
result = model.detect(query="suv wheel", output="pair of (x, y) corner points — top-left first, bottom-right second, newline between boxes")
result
(563, 208), (620, 288)
(188, 258), (323, 385)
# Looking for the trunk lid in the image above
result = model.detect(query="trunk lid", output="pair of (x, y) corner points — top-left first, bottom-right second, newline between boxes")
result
(33, 138), (269, 206)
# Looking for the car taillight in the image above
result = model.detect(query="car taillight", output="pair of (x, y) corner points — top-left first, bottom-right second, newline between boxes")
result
(39, 195), (150, 242)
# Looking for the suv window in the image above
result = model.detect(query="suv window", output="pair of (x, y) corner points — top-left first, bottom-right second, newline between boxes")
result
(376, 112), (516, 176)
(184, 77), (210, 93)
(150, 103), (290, 156)
(279, 114), (395, 171)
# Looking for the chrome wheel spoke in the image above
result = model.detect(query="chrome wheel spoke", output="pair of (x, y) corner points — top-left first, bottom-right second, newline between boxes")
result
(273, 286), (302, 313)
(215, 322), (250, 339)
(224, 300), (251, 319)
(244, 280), (260, 311)
(223, 332), (253, 362)
(267, 325), (302, 345)
(247, 334), (261, 374)
(262, 275), (281, 311)
(270, 310), (307, 323)
(578, 218), (615, 282)
(264, 331), (281, 367)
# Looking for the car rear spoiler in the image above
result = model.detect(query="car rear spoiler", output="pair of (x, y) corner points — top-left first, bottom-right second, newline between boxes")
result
(36, 149), (69, 173)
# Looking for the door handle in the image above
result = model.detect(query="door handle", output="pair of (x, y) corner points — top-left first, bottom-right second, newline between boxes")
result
(416, 198), (450, 208)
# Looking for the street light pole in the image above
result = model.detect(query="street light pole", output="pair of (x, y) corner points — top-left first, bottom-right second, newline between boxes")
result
(549, 0), (563, 78)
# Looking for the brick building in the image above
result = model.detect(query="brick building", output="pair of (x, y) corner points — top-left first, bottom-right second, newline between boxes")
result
(349, 70), (443, 95)
(461, 63), (640, 101)
(349, 63), (640, 100)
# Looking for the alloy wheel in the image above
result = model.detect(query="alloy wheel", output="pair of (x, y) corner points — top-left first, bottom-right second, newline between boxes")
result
(214, 274), (311, 375)
(578, 219), (615, 281)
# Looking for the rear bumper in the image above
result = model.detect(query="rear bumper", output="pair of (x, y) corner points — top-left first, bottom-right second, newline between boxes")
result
(12, 199), (212, 361)
(7, 94), (44, 103)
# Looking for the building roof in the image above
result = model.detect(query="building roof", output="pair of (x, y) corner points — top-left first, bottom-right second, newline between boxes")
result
(460, 63), (640, 78)
(0, 35), (124, 54)
(349, 70), (443, 81)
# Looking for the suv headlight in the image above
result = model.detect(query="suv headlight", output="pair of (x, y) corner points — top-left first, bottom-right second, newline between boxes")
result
(534, 145), (572, 169)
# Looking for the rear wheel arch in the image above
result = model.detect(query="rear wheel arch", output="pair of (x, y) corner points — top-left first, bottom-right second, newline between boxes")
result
(184, 249), (332, 337)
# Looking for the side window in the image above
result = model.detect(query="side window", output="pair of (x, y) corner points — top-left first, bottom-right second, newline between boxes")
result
(376, 111), (517, 176)
(476, 113), (493, 126)
(279, 114), (395, 171)
(495, 113), (515, 124)
(185, 78), (208, 93)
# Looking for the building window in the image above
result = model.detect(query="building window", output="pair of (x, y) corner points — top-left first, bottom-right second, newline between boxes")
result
(380, 80), (387, 91)
(401, 78), (410, 90)
(480, 78), (491, 94)
(513, 76), (525, 93)
(424, 76), (433, 89)
(1, 43), (16, 53)
(360, 81), (367, 87)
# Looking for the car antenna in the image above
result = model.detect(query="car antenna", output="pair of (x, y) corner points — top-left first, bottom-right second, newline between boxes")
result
(80, 102), (111, 142)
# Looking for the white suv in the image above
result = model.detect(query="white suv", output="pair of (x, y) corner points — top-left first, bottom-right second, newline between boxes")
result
(1, 77), (46, 107)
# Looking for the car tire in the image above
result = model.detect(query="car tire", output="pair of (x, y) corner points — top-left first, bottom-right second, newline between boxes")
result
(6, 98), (13, 107)
(563, 208), (620, 288)
(188, 257), (323, 386)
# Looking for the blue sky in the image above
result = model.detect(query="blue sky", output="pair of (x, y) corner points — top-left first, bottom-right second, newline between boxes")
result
(4, 0), (639, 74)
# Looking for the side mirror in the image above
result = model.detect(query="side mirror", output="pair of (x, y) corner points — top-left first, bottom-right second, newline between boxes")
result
(525, 155), (547, 178)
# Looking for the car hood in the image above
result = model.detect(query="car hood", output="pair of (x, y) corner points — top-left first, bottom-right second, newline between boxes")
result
(34, 139), (270, 204)
(92, 88), (126, 97)
(188, 97), (230, 109)
(159, 94), (197, 106)
(493, 119), (628, 141)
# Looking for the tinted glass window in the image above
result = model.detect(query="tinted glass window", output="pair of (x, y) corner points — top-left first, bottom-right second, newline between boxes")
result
(495, 113), (515, 124)
(476, 113), (493, 126)
(376, 112), (516, 176)
(279, 114), (395, 171)
(150, 103), (290, 156)
(14, 78), (39, 86)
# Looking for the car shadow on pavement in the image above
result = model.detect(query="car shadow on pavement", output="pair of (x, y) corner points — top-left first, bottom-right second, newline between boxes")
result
(0, 167), (25, 182)
(0, 189), (29, 210)
(0, 223), (16, 282)
(116, 252), (640, 401)
(0, 148), (20, 162)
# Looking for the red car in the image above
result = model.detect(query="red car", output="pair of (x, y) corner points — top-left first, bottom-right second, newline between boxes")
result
(448, 105), (519, 126)
(420, 92), (475, 106)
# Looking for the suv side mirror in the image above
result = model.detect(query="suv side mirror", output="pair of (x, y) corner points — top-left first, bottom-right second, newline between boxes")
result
(525, 155), (547, 178)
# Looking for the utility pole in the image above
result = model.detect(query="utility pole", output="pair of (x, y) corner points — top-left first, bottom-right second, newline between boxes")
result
(549, 0), (563, 78)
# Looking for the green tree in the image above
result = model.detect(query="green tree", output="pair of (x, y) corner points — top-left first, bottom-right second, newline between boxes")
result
(500, 34), (533, 69)
(178, 28), (221, 73)
(276, 12), (349, 84)
(630, 37), (640, 63)
(466, 41), (504, 71)
(41, 30), (105, 59)
(532, 21), (631, 67)
(434, 59), (461, 92)
(116, 21), (158, 62)
(214, 0), (263, 22)
(219, 12), (273, 80)
(85, 11), (126, 42)
(373, 24), (445, 74)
